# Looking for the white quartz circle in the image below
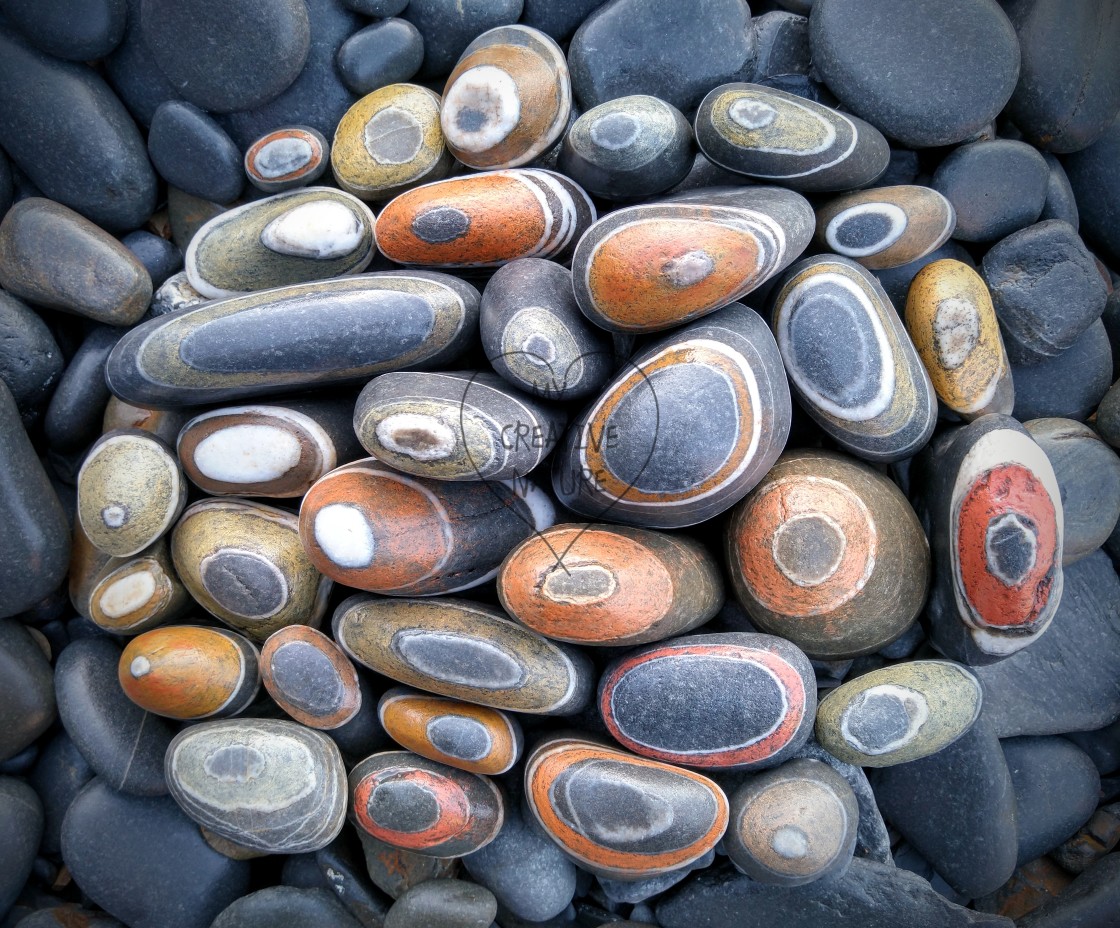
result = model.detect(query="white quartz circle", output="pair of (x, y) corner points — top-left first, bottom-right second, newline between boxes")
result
(194, 424), (304, 484)
(260, 200), (365, 260)
(442, 65), (521, 153)
(98, 571), (158, 619)
(314, 504), (376, 569)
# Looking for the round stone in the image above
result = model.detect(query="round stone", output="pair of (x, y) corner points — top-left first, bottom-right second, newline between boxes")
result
(245, 126), (329, 193)
(337, 19), (424, 96)
(260, 625), (362, 729)
(384, 879), (497, 928)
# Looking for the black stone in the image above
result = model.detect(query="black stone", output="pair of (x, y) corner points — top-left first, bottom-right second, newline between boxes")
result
(520, 0), (607, 41)
(0, 776), (43, 919)
(1040, 153), (1080, 228)
(28, 731), (95, 857)
(211, 887), (364, 928)
(55, 636), (175, 796)
(326, 672), (389, 763)
(61, 778), (250, 928)
(43, 325), (121, 454)
(1064, 114), (1120, 268)
(1018, 853), (1120, 928)
(749, 11), (810, 83)
(315, 835), (391, 928)
(340, 0), (407, 14)
(1011, 319), (1112, 422)
(147, 102), (243, 205)
(384, 879), (497, 928)
(121, 231), (182, 290)
(0, 150), (11, 220)
(337, 19), (424, 96)
(1099, 378), (1120, 449)
(0, 26), (157, 232)
(1103, 290), (1120, 380)
(402, 0), (523, 81)
(0, 0), (125, 60)
(103, 0), (183, 127)
(1065, 717), (1120, 776)
(0, 290), (63, 427)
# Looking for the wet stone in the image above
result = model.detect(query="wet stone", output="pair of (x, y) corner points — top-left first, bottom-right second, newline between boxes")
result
(384, 878), (497, 928)
(695, 83), (889, 192)
(45, 327), (119, 447)
(245, 126), (330, 193)
(334, 595), (593, 715)
(118, 625), (261, 720)
(0, 620), (56, 762)
(348, 750), (504, 858)
(1010, 319), (1113, 422)
(166, 718), (348, 854)
(0, 198), (152, 327)
(337, 20), (424, 96)
(211, 887), (363, 928)
(147, 102), (243, 205)
(0, 0), (126, 60)
(261, 624), (361, 729)
(121, 230), (182, 290)
(403, 0), (522, 81)
(358, 831), (459, 899)
(726, 448), (929, 659)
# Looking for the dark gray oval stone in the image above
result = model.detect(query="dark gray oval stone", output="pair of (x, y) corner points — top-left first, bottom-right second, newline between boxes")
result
(148, 101), (243, 204)
(211, 887), (363, 928)
(336, 19), (424, 96)
(28, 730), (94, 857)
(1064, 115), (1120, 268)
(271, 641), (345, 716)
(384, 879), (497, 928)
(0, 776), (43, 917)
(0, 0), (126, 60)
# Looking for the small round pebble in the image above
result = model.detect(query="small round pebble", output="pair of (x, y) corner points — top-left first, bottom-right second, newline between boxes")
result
(244, 126), (330, 193)
(147, 101), (244, 204)
(120, 230), (182, 290)
(337, 19), (425, 96)
(261, 625), (362, 729)
(384, 879), (497, 928)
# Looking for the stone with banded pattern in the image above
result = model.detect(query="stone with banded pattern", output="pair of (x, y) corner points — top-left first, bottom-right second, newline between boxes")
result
(261, 625), (361, 729)
(245, 126), (330, 193)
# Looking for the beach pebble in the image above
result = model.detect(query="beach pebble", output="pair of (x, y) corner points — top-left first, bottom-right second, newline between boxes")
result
(338, 20), (424, 96)
(0, 620), (56, 762)
(872, 238), (975, 309)
(0, 289), (62, 427)
(147, 102), (243, 205)
(357, 832), (459, 900)
(211, 887), (363, 928)
(244, 126), (330, 193)
(1098, 379), (1120, 447)
(82, 538), (191, 636)
(1010, 319), (1113, 421)
(27, 731), (94, 858)
(403, 0), (523, 81)
(520, 0), (605, 41)
(260, 625), (362, 729)
(43, 326), (123, 454)
(1040, 153), (1080, 227)
(1064, 114), (1120, 267)
(0, 0), (126, 60)
(121, 230), (182, 290)
(384, 879), (497, 928)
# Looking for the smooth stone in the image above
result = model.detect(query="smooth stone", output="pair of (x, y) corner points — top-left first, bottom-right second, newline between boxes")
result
(1003, 0), (1120, 153)
(42, 324), (120, 453)
(973, 551), (1120, 736)
(525, 734), (729, 880)
(315, 835), (392, 928)
(695, 82), (889, 192)
(1018, 852), (1120, 928)
(816, 660), (982, 767)
(972, 856), (1073, 920)
(122, 230), (182, 290)
(141, 0), (309, 113)
(1003, 736), (1100, 865)
(211, 887), (363, 928)
(771, 255), (937, 462)
(748, 9), (809, 78)
(0, 26), (157, 230)
(0, 150), (11, 218)
(553, 302), (791, 527)
(28, 731), (94, 856)
(333, 595), (592, 715)
(1100, 379), (1120, 448)
(300, 460), (552, 595)
(0, 619), (55, 762)
(106, 271), (480, 406)
(348, 751), (504, 858)
(261, 625), (361, 729)
(167, 718), (347, 853)
(402, 0), (522, 81)
(1049, 801), (1120, 874)
(103, 0), (182, 126)
(326, 671), (390, 763)
(384, 879), (497, 928)
(171, 498), (331, 641)
(1011, 319), (1113, 421)
(77, 429), (186, 557)
(82, 537), (191, 635)
(167, 186), (227, 251)
(55, 636), (175, 795)
(559, 95), (693, 200)
(354, 370), (565, 481)
(331, 83), (452, 202)
(656, 857), (1014, 928)
(244, 126), (330, 193)
(1104, 290), (1120, 379)
(872, 238), (975, 309)
(0, 0), (126, 59)
(814, 186), (955, 270)
(520, 0), (605, 41)
(873, 712), (1018, 899)
(726, 448), (929, 659)
(598, 852), (713, 904)
(905, 259), (1015, 419)
(932, 141), (1049, 243)
(982, 220), (1107, 365)
(378, 688), (523, 775)
(1065, 717), (1120, 776)
(147, 102), (243, 205)
(1064, 114), (1120, 267)
(499, 523), (723, 646)
(1025, 418), (1120, 564)
(568, 0), (754, 113)
(341, 0), (407, 17)
(337, 20), (424, 96)
(357, 831), (459, 900)
(808, 0), (1020, 148)
(441, 25), (570, 170)
(480, 257), (615, 400)
(0, 198), (152, 326)
(0, 385), (70, 619)
(61, 778), (250, 928)
(119, 625), (261, 720)
(185, 187), (375, 298)
(374, 168), (595, 267)
(571, 186), (813, 333)
(14, 907), (127, 928)
(1040, 153), (1080, 227)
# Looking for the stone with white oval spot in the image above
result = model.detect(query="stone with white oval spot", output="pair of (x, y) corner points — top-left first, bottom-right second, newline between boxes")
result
(260, 200), (365, 259)
(85, 539), (192, 636)
(166, 718), (347, 853)
(260, 625), (361, 730)
(245, 126), (329, 192)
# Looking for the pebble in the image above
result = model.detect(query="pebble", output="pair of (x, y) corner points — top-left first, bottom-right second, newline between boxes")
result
(147, 102), (244, 205)
(0, 384), (69, 618)
(27, 731), (94, 857)
(1018, 853), (1120, 928)
(1010, 319), (1113, 421)
(337, 20), (424, 96)
(245, 126), (330, 193)
(815, 660), (982, 767)
(771, 255), (937, 462)
(211, 887), (363, 928)
(554, 302), (792, 527)
(0, 198), (152, 327)
(331, 84), (453, 202)
(1063, 114), (1120, 268)
(118, 625), (262, 720)
(375, 169), (595, 267)
(695, 83), (889, 192)
(1040, 153), (1080, 228)
(498, 522), (723, 646)
(358, 832), (459, 899)
(325, 671), (388, 763)
(314, 835), (392, 928)
(904, 258), (1015, 419)
(384, 879), (497, 928)
(185, 187), (376, 298)
(261, 625), (361, 729)
(106, 271), (480, 406)
(723, 757), (858, 885)
(479, 257), (615, 401)
(1, 777), (47, 919)
(141, 0), (310, 114)
(102, 398), (191, 446)
(0, 620), (56, 762)
(166, 186), (227, 251)
(342, 0), (407, 15)
(121, 230), (183, 290)
(61, 778), (251, 928)
(299, 460), (551, 595)
(102, 0), (181, 126)
(171, 498), (331, 641)
(85, 540), (191, 633)
(524, 734), (729, 880)
(571, 186), (814, 333)
(404, 0), (522, 81)
(348, 750), (504, 858)
(1099, 379), (1120, 448)
(177, 399), (363, 499)
(0, 26), (157, 231)
(0, 0), (126, 60)
(559, 95), (693, 200)
(1050, 802), (1120, 874)
(814, 186), (955, 270)
(982, 220), (1107, 365)
(166, 718), (348, 854)
(76, 429), (186, 557)
(748, 10), (810, 81)
(334, 595), (593, 715)
(808, 0), (1020, 148)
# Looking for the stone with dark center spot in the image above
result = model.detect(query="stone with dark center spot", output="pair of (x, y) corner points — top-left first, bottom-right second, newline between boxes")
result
(261, 625), (361, 729)
(337, 20), (424, 96)
(148, 102), (244, 205)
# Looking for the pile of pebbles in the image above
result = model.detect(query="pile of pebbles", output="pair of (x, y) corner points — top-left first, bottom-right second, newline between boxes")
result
(2, 0), (1120, 926)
